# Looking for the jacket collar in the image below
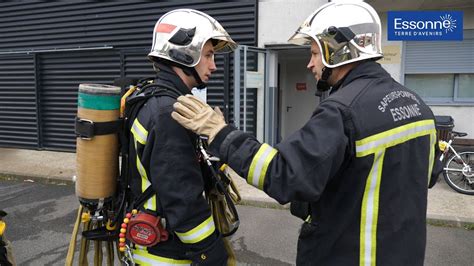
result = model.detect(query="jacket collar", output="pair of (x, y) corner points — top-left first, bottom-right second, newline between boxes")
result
(154, 63), (192, 96)
(331, 60), (389, 93)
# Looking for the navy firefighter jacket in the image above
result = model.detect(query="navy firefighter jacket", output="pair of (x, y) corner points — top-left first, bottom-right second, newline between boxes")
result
(127, 65), (220, 260)
(209, 61), (437, 265)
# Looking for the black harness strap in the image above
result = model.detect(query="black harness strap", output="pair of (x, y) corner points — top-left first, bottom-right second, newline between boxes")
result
(120, 83), (184, 216)
(131, 186), (155, 210)
(75, 117), (122, 139)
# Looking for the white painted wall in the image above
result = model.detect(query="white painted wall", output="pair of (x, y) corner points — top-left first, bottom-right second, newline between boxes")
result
(430, 106), (474, 136)
(378, 12), (403, 82)
(258, 0), (326, 47)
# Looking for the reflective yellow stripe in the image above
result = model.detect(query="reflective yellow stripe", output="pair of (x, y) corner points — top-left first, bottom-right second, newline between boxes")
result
(355, 119), (436, 157)
(131, 118), (148, 145)
(131, 119), (156, 211)
(132, 248), (191, 265)
(0, 221), (5, 236)
(360, 150), (384, 266)
(136, 153), (156, 211)
(175, 216), (215, 244)
(356, 119), (436, 266)
(247, 143), (278, 190)
(427, 132), (437, 186)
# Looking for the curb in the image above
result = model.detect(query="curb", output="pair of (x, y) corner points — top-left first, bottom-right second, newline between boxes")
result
(427, 214), (474, 229)
(2, 173), (473, 229)
(0, 173), (73, 185)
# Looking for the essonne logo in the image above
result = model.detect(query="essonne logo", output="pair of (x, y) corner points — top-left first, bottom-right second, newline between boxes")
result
(387, 11), (463, 41)
(393, 14), (457, 33)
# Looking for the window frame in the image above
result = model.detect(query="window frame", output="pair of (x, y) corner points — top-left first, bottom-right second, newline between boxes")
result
(402, 29), (474, 106)
(404, 73), (474, 105)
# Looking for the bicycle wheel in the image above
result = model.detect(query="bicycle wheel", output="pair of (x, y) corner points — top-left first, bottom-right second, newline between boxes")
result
(443, 150), (474, 195)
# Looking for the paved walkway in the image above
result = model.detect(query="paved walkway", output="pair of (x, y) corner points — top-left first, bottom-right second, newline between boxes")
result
(0, 147), (473, 226)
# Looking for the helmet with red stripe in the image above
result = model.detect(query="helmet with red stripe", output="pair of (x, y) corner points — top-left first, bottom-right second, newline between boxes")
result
(148, 9), (237, 68)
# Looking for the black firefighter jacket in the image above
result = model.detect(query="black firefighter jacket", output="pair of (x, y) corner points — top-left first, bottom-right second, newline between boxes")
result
(127, 66), (223, 262)
(209, 61), (437, 265)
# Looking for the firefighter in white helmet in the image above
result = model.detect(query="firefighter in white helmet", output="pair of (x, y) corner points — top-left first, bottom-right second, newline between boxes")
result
(172, 1), (440, 265)
(125, 9), (236, 265)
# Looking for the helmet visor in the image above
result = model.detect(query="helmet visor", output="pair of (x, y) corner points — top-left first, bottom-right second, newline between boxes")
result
(211, 35), (238, 53)
(288, 32), (312, 46)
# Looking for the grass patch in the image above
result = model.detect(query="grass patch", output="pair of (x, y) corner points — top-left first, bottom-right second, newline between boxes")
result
(427, 218), (474, 230)
(463, 223), (474, 231)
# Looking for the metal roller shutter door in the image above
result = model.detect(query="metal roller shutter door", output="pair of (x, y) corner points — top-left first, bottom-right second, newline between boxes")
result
(405, 30), (474, 74)
(0, 55), (39, 149)
(39, 51), (121, 151)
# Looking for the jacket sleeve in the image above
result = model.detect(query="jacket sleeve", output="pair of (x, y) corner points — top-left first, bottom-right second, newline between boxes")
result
(210, 100), (352, 204)
(141, 103), (218, 250)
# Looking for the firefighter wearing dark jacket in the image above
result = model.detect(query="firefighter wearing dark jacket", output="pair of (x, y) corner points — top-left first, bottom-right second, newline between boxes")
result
(127, 9), (237, 265)
(172, 2), (439, 265)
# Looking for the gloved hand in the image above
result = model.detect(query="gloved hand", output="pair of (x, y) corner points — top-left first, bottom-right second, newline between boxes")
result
(172, 95), (227, 144)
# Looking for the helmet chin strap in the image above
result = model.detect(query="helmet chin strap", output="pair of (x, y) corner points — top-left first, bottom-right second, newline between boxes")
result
(316, 67), (332, 92)
(181, 66), (207, 90)
(191, 68), (207, 90)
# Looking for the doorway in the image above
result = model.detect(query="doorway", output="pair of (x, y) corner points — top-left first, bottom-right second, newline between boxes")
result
(277, 48), (320, 140)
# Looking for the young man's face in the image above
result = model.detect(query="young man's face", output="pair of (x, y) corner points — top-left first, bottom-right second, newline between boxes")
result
(307, 40), (324, 81)
(195, 40), (217, 84)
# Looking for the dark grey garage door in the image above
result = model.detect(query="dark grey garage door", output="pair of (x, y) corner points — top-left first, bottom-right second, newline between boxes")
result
(0, 55), (39, 149)
(39, 50), (121, 150)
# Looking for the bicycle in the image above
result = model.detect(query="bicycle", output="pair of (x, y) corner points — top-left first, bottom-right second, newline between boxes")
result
(439, 130), (474, 195)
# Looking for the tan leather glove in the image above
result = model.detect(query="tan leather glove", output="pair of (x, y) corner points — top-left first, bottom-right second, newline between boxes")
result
(172, 94), (227, 144)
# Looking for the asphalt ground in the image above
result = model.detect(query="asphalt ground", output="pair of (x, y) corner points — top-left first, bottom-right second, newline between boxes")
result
(1, 179), (474, 265)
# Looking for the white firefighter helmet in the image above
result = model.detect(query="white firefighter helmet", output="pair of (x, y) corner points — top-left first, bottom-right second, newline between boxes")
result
(148, 9), (237, 67)
(288, 0), (383, 68)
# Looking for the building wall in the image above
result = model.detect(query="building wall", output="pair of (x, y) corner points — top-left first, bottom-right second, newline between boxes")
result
(428, 8), (474, 135)
(258, 0), (326, 47)
(0, 1), (258, 151)
(379, 12), (403, 82)
(379, 9), (474, 136)
(404, 8), (474, 136)
(258, 0), (474, 139)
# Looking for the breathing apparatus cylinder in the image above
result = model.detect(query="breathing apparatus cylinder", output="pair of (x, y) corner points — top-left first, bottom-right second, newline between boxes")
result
(75, 84), (121, 204)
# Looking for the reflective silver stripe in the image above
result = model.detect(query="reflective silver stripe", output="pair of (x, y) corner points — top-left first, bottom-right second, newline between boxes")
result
(356, 120), (435, 157)
(136, 155), (148, 179)
(360, 150), (384, 266)
(247, 143), (278, 190)
(131, 118), (148, 145)
(132, 248), (191, 265)
(175, 216), (215, 244)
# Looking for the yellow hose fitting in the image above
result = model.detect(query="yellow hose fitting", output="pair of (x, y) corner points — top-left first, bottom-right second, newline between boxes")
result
(81, 212), (91, 223)
(106, 219), (116, 231)
(219, 163), (228, 171)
